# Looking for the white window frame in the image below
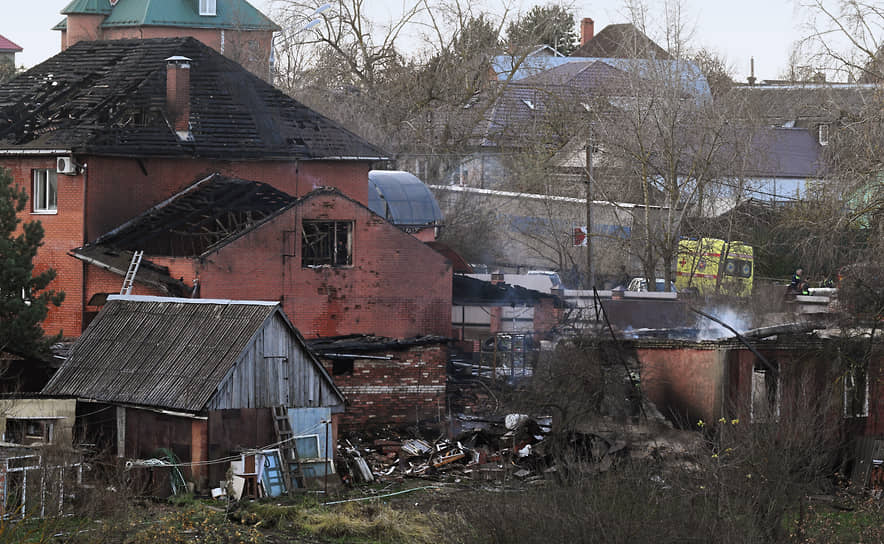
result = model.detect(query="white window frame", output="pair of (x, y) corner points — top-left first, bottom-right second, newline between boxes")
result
(32, 169), (58, 214)
(843, 365), (870, 418)
(294, 434), (322, 461)
(818, 123), (829, 146)
(199, 0), (217, 16)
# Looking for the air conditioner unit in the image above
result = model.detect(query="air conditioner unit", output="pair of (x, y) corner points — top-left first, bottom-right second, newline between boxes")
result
(56, 156), (78, 175)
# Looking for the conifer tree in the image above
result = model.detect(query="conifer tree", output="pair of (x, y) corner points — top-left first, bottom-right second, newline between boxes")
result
(0, 167), (64, 357)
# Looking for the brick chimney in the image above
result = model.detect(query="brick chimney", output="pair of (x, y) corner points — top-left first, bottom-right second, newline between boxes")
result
(165, 56), (192, 137)
(581, 18), (595, 45)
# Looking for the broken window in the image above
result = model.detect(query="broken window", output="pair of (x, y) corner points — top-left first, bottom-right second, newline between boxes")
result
(332, 358), (354, 376)
(750, 361), (780, 422)
(4, 418), (55, 445)
(302, 221), (352, 267)
(32, 169), (57, 213)
(843, 364), (869, 418)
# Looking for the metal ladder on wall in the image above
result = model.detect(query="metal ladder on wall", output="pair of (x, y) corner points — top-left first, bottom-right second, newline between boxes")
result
(272, 405), (305, 493)
(120, 250), (144, 295)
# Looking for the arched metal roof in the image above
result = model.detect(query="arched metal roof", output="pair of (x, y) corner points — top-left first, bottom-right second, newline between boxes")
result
(368, 170), (443, 227)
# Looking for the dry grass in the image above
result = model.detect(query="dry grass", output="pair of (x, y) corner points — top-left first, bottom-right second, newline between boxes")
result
(242, 499), (439, 543)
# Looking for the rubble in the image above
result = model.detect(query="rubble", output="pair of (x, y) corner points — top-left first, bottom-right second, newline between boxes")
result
(336, 412), (702, 486)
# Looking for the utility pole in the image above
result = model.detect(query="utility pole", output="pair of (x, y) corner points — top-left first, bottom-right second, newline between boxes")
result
(585, 133), (595, 289)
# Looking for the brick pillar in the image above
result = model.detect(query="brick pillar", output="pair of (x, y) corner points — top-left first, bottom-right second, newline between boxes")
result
(581, 18), (595, 45)
(165, 56), (192, 133)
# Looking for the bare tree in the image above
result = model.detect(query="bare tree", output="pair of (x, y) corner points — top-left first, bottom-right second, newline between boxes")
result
(798, 0), (884, 82)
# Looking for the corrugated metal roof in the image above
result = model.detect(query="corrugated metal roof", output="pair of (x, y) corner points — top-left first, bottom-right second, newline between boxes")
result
(102, 0), (280, 31)
(368, 170), (443, 227)
(60, 0), (279, 31)
(42, 297), (281, 411)
(61, 0), (113, 16)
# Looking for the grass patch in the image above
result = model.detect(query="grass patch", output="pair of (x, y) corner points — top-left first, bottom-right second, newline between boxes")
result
(130, 506), (263, 544)
(789, 503), (884, 543)
(239, 498), (439, 543)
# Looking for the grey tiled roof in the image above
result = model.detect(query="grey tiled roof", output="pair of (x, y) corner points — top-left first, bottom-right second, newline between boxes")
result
(571, 24), (671, 60)
(726, 83), (878, 129)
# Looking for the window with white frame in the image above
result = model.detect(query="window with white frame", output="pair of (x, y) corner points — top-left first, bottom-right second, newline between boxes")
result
(843, 364), (869, 417)
(818, 123), (830, 146)
(199, 0), (217, 16)
(32, 169), (57, 213)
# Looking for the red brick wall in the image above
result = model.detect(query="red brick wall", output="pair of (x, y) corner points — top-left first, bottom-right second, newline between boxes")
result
(84, 157), (371, 242)
(198, 193), (453, 339)
(532, 298), (561, 336)
(638, 343), (884, 438)
(62, 14), (106, 47)
(2, 154), (369, 338)
(321, 344), (448, 432)
(638, 346), (724, 426)
(2, 159), (85, 336)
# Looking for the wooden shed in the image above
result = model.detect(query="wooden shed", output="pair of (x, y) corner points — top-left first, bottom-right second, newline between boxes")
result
(42, 295), (346, 490)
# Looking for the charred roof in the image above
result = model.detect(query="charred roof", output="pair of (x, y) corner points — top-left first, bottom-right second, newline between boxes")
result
(85, 173), (296, 257)
(0, 37), (386, 160)
(453, 274), (564, 307)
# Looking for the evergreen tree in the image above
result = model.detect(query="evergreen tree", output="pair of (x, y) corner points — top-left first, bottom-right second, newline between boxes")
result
(0, 167), (64, 357)
(506, 5), (578, 56)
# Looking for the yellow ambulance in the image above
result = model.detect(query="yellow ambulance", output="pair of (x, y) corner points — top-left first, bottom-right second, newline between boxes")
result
(676, 238), (754, 297)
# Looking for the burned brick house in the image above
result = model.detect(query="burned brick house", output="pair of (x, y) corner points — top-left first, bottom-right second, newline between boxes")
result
(0, 36), (452, 336)
(0, 36), (454, 430)
(71, 173), (452, 340)
(636, 333), (883, 437)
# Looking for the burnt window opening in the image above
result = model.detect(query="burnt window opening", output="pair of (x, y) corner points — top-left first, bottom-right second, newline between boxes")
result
(4, 418), (55, 445)
(751, 360), (780, 422)
(332, 358), (354, 376)
(302, 221), (353, 267)
(843, 364), (869, 418)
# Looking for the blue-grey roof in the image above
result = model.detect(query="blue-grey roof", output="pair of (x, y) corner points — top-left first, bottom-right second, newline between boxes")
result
(368, 170), (443, 227)
(745, 127), (823, 179)
(492, 55), (710, 96)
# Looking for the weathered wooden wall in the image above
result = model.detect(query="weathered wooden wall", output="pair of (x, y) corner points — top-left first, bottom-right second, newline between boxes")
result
(207, 314), (344, 411)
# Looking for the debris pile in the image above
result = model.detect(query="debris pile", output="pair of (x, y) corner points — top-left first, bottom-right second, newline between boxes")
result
(337, 412), (703, 485)
(337, 414), (552, 484)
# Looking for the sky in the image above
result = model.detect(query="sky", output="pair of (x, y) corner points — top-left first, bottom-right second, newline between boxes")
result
(3, 0), (806, 82)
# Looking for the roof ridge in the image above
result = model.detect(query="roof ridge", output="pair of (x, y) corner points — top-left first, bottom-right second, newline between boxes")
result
(108, 295), (279, 306)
